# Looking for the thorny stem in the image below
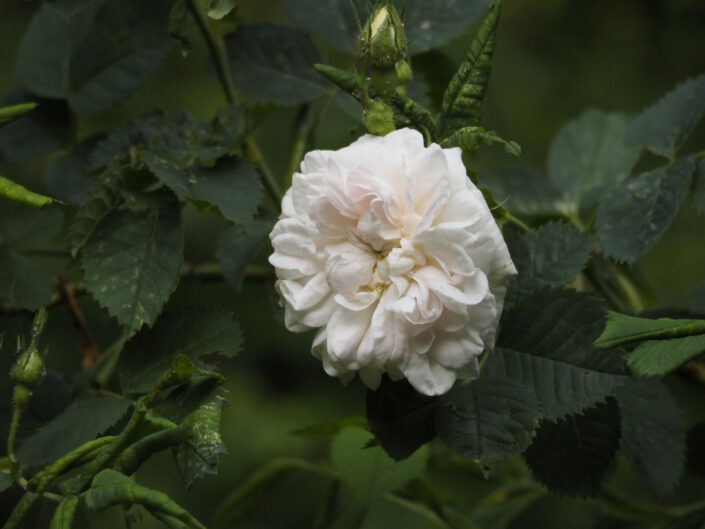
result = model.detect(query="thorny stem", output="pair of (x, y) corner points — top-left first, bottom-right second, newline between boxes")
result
(7, 405), (22, 479)
(186, 0), (237, 105)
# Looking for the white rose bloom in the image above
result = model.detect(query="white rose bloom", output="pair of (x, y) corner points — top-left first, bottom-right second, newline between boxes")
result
(268, 128), (517, 396)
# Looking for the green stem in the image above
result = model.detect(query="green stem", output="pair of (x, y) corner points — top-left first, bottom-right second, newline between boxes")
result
(245, 136), (284, 206)
(186, 0), (237, 104)
(7, 404), (22, 479)
(504, 213), (530, 233)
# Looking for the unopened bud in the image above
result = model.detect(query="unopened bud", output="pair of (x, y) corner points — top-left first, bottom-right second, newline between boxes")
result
(395, 59), (412, 85)
(11, 348), (45, 388)
(359, 4), (408, 68)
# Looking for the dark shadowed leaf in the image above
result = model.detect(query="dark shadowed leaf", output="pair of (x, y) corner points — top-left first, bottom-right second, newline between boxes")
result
(119, 308), (242, 394)
(436, 376), (542, 462)
(81, 190), (184, 337)
(17, 395), (130, 468)
(485, 288), (626, 420)
(626, 73), (705, 158)
(694, 158), (705, 215)
(142, 154), (262, 225)
(366, 378), (436, 461)
(615, 380), (685, 496)
(480, 166), (561, 217)
(506, 222), (593, 302)
(595, 156), (696, 264)
(216, 218), (273, 291)
(470, 482), (543, 529)
(523, 399), (621, 498)
(226, 24), (325, 106)
(18, 0), (173, 114)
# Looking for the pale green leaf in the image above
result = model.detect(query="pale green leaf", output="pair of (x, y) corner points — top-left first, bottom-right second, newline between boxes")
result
(437, 376), (542, 462)
(216, 218), (273, 291)
(625, 335), (705, 377)
(331, 426), (428, 503)
(615, 380), (685, 496)
(226, 23), (325, 106)
(523, 399), (621, 498)
(18, 0), (173, 114)
(485, 288), (626, 420)
(547, 110), (640, 215)
(0, 102), (38, 125)
(142, 154), (262, 225)
(0, 174), (62, 208)
(208, 0), (237, 19)
(17, 395), (130, 468)
(81, 190), (184, 336)
(627, 73), (705, 158)
(595, 156), (697, 264)
(119, 308), (242, 394)
(439, 3), (500, 138)
(594, 311), (705, 349)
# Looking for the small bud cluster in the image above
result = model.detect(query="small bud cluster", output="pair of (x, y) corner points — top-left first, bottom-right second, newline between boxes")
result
(10, 308), (48, 409)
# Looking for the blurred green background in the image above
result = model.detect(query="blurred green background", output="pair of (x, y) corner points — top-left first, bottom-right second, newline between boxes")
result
(1, 0), (705, 527)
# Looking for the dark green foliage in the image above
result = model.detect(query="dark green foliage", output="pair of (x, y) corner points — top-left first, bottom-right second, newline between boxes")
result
(627, 73), (705, 158)
(523, 400), (621, 498)
(366, 378), (436, 461)
(440, 126), (520, 156)
(436, 377), (542, 462)
(470, 482), (543, 529)
(43, 147), (95, 206)
(18, 0), (173, 114)
(479, 167), (562, 217)
(506, 222), (593, 302)
(0, 92), (70, 164)
(217, 218), (274, 291)
(17, 395), (130, 468)
(119, 308), (241, 394)
(49, 496), (79, 529)
(0, 206), (64, 310)
(143, 154), (262, 225)
(439, 2), (500, 139)
(694, 158), (705, 215)
(547, 110), (640, 215)
(226, 24), (325, 106)
(595, 156), (697, 264)
(81, 190), (184, 337)
(485, 288), (626, 420)
(283, 0), (494, 55)
(615, 380), (685, 496)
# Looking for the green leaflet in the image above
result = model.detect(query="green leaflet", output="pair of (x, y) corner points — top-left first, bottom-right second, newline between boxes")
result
(595, 156), (697, 264)
(436, 376), (542, 462)
(0, 102), (37, 125)
(18, 0), (173, 114)
(49, 496), (80, 529)
(505, 222), (594, 303)
(594, 311), (705, 349)
(625, 335), (705, 378)
(2, 492), (40, 529)
(0, 174), (62, 208)
(626, 72), (705, 158)
(142, 154), (262, 225)
(439, 2), (500, 139)
(226, 23), (325, 106)
(615, 380), (685, 496)
(85, 470), (206, 529)
(366, 378), (436, 461)
(81, 190), (184, 337)
(439, 126), (521, 156)
(484, 288), (626, 420)
(17, 395), (130, 468)
(523, 399), (621, 498)
(547, 110), (641, 217)
(119, 308), (241, 394)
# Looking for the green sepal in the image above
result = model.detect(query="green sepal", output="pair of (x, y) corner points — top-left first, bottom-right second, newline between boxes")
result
(0, 174), (63, 208)
(440, 126), (521, 156)
(0, 102), (38, 125)
(439, 2), (501, 138)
